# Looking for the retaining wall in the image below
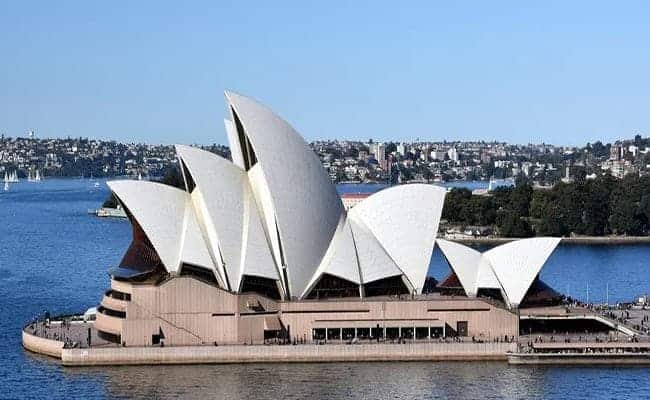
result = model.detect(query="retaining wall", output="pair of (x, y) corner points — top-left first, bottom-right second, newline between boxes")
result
(61, 342), (515, 366)
(22, 330), (65, 359)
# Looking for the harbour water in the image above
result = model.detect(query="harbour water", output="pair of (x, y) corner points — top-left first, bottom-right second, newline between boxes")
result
(2, 180), (650, 399)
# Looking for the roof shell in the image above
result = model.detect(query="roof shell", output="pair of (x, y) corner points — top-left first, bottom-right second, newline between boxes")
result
(485, 237), (561, 308)
(225, 91), (343, 298)
(175, 145), (278, 292)
(349, 184), (446, 293)
(348, 217), (405, 285)
(435, 239), (483, 296)
(107, 180), (188, 273)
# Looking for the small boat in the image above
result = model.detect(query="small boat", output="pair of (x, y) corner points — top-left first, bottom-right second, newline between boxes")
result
(3, 181), (8, 191)
(27, 169), (42, 182)
(6, 171), (19, 183)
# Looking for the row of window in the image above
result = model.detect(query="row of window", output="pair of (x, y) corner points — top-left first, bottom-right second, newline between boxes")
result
(312, 326), (449, 341)
(105, 289), (131, 301)
(98, 305), (126, 319)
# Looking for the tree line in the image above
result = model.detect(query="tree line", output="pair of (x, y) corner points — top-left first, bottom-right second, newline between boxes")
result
(442, 173), (650, 237)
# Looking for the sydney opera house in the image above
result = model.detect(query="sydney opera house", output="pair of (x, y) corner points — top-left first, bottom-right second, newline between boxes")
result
(93, 92), (562, 347)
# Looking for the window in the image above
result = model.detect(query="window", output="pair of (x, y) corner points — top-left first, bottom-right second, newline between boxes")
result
(415, 327), (429, 340)
(180, 263), (219, 286)
(327, 328), (341, 340)
(240, 275), (281, 300)
(98, 306), (126, 319)
(342, 328), (355, 340)
(386, 327), (399, 339)
(180, 159), (196, 193)
(97, 330), (121, 344)
(312, 328), (326, 340)
(357, 328), (370, 339)
(306, 274), (359, 299)
(363, 275), (410, 297)
(232, 107), (257, 170)
(371, 327), (384, 339)
(401, 327), (414, 339)
(456, 321), (468, 337)
(430, 327), (444, 338)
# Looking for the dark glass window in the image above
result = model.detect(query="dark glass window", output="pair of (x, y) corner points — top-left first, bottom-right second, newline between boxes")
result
(180, 263), (219, 286)
(416, 327), (429, 339)
(312, 328), (326, 340)
(356, 328), (370, 339)
(231, 107), (258, 170)
(401, 327), (414, 339)
(342, 328), (355, 340)
(240, 275), (281, 300)
(180, 159), (196, 193)
(371, 327), (384, 339)
(386, 327), (399, 339)
(306, 274), (359, 299)
(363, 275), (410, 297)
(327, 328), (341, 340)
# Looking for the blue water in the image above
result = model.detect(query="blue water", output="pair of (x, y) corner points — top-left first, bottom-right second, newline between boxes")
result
(336, 180), (488, 195)
(2, 179), (650, 399)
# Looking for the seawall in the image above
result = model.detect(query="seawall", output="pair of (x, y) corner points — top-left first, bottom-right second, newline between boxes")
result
(22, 330), (64, 359)
(61, 342), (515, 366)
(22, 329), (515, 365)
(508, 353), (650, 365)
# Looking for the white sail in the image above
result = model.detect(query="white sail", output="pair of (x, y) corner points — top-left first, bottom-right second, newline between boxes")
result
(8, 171), (18, 183)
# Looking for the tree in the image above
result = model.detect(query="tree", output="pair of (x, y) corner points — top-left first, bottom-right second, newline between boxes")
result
(161, 166), (184, 189)
(496, 210), (533, 238)
(508, 184), (533, 217)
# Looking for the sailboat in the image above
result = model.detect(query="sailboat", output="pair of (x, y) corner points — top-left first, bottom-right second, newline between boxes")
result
(3, 181), (8, 191)
(27, 169), (42, 182)
(7, 171), (19, 183)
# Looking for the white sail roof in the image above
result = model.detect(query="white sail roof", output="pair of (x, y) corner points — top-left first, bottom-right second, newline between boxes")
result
(107, 180), (189, 273)
(225, 91), (343, 298)
(436, 238), (560, 308)
(476, 257), (501, 289)
(349, 184), (446, 294)
(349, 217), (404, 285)
(175, 145), (278, 292)
(484, 237), (561, 308)
(301, 218), (361, 298)
(239, 184), (281, 286)
(436, 239), (483, 297)
(180, 199), (217, 274)
(109, 91), (464, 303)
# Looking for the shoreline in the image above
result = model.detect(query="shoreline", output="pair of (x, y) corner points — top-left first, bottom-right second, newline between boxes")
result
(448, 236), (650, 245)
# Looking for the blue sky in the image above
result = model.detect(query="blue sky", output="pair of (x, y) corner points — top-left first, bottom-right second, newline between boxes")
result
(1, 1), (649, 146)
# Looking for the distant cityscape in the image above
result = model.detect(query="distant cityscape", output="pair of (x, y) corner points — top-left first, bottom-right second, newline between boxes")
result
(1, 131), (650, 185)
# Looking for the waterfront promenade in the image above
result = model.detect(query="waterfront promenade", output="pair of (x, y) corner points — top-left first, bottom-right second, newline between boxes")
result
(22, 319), (514, 366)
(24, 302), (650, 366)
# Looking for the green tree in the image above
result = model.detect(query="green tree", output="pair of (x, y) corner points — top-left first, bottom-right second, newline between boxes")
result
(496, 210), (533, 238)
